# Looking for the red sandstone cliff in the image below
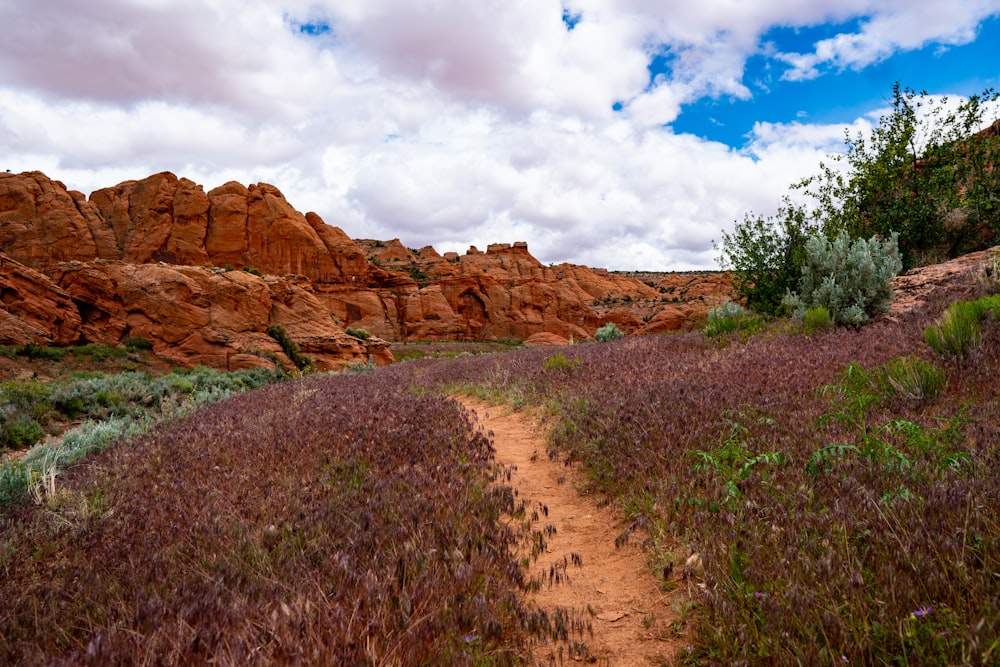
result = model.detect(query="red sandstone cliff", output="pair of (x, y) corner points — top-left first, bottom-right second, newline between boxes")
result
(0, 171), (736, 367)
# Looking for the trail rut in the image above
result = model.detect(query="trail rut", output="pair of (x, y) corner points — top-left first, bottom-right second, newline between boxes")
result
(460, 398), (687, 665)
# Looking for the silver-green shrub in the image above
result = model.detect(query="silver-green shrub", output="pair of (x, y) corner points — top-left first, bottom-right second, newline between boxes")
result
(784, 232), (902, 325)
(595, 322), (624, 342)
(707, 301), (748, 321)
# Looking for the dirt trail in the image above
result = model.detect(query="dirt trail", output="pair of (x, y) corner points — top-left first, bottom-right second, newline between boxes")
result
(460, 398), (686, 666)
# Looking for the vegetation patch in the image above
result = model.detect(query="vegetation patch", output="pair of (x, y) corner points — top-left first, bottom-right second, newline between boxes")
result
(0, 373), (533, 664)
(702, 301), (765, 338)
(420, 276), (1000, 664)
(266, 324), (316, 372)
(594, 322), (624, 342)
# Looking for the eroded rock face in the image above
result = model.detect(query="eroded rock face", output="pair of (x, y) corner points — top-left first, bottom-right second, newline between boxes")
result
(523, 332), (570, 346)
(889, 246), (1000, 318)
(0, 172), (117, 266)
(0, 254), (81, 345)
(0, 254), (392, 371)
(0, 170), (737, 367)
(335, 241), (734, 341)
(6, 171), (372, 285)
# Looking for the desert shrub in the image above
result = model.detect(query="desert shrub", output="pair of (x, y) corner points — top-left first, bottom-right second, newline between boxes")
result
(924, 294), (1000, 358)
(15, 344), (67, 361)
(344, 355), (376, 374)
(879, 356), (946, 401)
(345, 327), (372, 340)
(122, 336), (153, 352)
(168, 376), (195, 395)
(707, 300), (746, 320)
(716, 201), (819, 314)
(703, 301), (765, 338)
(0, 381), (52, 413)
(801, 306), (833, 333)
(783, 231), (902, 325)
(71, 343), (128, 361)
(51, 383), (96, 418)
(542, 352), (579, 372)
(266, 324), (315, 372)
(594, 322), (624, 342)
(0, 415), (45, 450)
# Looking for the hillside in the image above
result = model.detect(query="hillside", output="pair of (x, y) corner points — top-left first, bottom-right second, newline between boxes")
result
(0, 171), (734, 370)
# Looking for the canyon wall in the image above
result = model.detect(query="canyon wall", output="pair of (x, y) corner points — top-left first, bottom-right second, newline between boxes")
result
(0, 171), (735, 368)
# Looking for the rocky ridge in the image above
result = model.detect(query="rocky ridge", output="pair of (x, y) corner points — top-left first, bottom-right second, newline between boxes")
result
(0, 171), (737, 369)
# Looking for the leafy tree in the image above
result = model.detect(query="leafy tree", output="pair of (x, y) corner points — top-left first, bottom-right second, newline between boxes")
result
(715, 198), (820, 315)
(719, 83), (999, 315)
(799, 83), (1000, 268)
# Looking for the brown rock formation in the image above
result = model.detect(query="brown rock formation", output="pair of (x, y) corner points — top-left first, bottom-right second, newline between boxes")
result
(6, 171), (372, 285)
(0, 254), (81, 345)
(28, 259), (392, 371)
(0, 170), (737, 368)
(523, 332), (570, 346)
(332, 241), (730, 341)
(889, 246), (1000, 319)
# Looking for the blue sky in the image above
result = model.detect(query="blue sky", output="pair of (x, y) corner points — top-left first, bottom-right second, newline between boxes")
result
(671, 15), (1000, 149)
(0, 0), (998, 270)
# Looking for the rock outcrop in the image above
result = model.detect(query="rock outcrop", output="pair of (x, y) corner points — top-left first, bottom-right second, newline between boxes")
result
(889, 246), (1000, 318)
(0, 254), (81, 346)
(0, 170), (737, 368)
(0, 253), (391, 371)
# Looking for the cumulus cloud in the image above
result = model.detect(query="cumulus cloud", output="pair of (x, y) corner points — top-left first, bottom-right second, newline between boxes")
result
(0, 0), (997, 270)
(775, 0), (1000, 80)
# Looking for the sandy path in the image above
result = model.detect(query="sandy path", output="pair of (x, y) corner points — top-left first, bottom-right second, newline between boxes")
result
(459, 398), (686, 666)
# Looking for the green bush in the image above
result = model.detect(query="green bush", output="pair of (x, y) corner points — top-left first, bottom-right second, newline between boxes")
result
(15, 344), (67, 361)
(783, 232), (902, 325)
(795, 84), (1000, 268)
(0, 381), (52, 412)
(345, 327), (372, 341)
(802, 306), (833, 333)
(595, 322), (624, 342)
(879, 356), (946, 401)
(703, 301), (765, 338)
(0, 416), (45, 450)
(122, 336), (153, 352)
(542, 352), (579, 372)
(716, 202), (819, 315)
(266, 324), (316, 373)
(71, 344), (127, 361)
(924, 294), (1000, 358)
(344, 355), (376, 375)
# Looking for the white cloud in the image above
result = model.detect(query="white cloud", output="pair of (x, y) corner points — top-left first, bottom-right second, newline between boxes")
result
(0, 0), (996, 271)
(776, 0), (1000, 81)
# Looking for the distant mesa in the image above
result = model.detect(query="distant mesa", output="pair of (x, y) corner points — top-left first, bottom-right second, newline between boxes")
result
(0, 170), (736, 370)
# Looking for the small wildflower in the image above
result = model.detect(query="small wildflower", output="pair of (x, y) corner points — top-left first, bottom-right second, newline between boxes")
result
(463, 634), (478, 643)
(912, 605), (933, 619)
